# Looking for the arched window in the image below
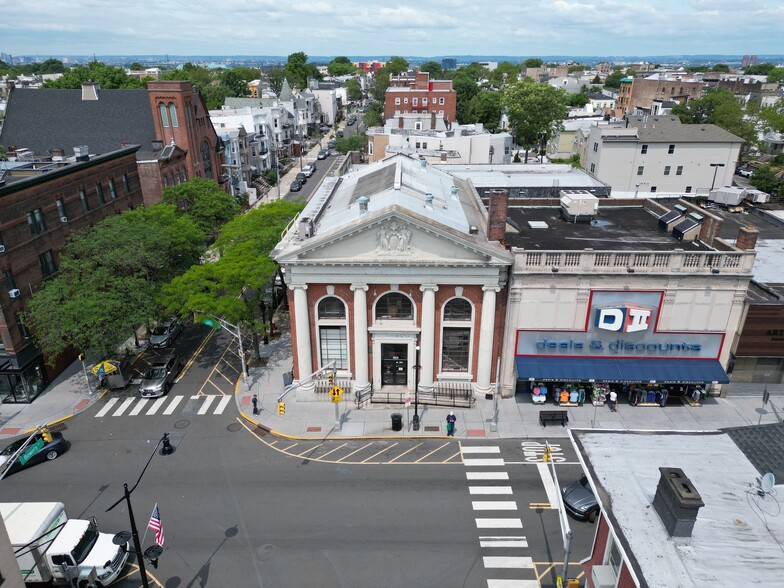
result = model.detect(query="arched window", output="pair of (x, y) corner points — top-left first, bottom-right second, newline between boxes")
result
(317, 296), (348, 369)
(441, 298), (473, 373)
(202, 140), (213, 179)
(375, 292), (413, 320)
(159, 103), (169, 128)
(169, 103), (179, 128)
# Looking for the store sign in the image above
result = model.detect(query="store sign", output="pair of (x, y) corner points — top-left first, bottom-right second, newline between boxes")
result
(516, 290), (724, 359)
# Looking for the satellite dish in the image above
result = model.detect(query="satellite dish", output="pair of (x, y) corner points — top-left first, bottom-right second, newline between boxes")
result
(761, 472), (775, 494)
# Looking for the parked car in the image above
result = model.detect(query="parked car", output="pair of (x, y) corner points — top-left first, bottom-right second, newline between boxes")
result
(347, 115), (357, 126)
(0, 432), (70, 476)
(295, 172), (307, 184)
(336, 130), (344, 138)
(139, 355), (181, 397)
(302, 164), (316, 177)
(735, 167), (753, 178)
(319, 125), (331, 133)
(317, 149), (329, 160)
(328, 139), (336, 149)
(149, 317), (183, 348)
(289, 179), (302, 192)
(562, 475), (599, 522)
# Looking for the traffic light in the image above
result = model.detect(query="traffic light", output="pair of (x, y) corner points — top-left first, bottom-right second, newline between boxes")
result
(328, 370), (335, 386)
(41, 427), (53, 443)
(277, 402), (285, 415)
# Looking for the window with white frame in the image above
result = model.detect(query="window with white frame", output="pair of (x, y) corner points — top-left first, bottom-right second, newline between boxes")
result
(422, 97), (428, 106)
(441, 298), (472, 372)
(404, 97), (408, 104)
(317, 297), (348, 370)
(159, 103), (169, 128)
(412, 97), (418, 106)
(395, 97), (401, 105)
(439, 97), (445, 105)
(375, 292), (414, 320)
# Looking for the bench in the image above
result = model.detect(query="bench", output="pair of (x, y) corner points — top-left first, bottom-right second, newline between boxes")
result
(539, 410), (569, 427)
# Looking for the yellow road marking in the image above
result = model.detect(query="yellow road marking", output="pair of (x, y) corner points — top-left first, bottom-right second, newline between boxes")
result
(537, 563), (555, 581)
(530, 502), (555, 509)
(177, 327), (216, 381)
(387, 442), (423, 462)
(299, 443), (347, 459)
(336, 442), (374, 462)
(415, 442), (451, 463)
(280, 443), (299, 452)
(214, 367), (234, 385)
(361, 443), (399, 463)
(445, 451), (463, 463)
(198, 378), (225, 396)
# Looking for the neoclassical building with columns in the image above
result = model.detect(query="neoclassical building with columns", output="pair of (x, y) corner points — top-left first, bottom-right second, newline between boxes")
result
(273, 153), (512, 400)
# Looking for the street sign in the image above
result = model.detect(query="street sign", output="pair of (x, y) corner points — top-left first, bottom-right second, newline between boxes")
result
(20, 438), (44, 465)
(404, 393), (411, 407)
(330, 386), (343, 402)
(202, 319), (222, 329)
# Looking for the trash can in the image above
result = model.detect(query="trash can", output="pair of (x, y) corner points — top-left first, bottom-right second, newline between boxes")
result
(391, 413), (403, 432)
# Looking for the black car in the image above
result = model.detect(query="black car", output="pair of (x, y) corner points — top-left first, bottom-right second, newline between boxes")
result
(295, 172), (307, 184)
(0, 432), (70, 476)
(562, 475), (599, 522)
(289, 179), (302, 192)
(347, 115), (357, 125)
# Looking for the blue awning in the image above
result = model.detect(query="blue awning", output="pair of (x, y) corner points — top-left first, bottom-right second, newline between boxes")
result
(515, 356), (729, 384)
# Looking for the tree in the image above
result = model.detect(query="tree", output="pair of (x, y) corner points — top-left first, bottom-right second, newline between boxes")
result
(453, 75), (479, 123)
(565, 93), (590, 108)
(419, 61), (443, 78)
(671, 88), (756, 146)
(43, 61), (145, 89)
(523, 58), (544, 69)
(604, 68), (627, 89)
(129, 62), (143, 71)
(371, 67), (391, 103)
(284, 52), (320, 89)
(334, 133), (366, 154)
(27, 205), (205, 360)
(266, 68), (285, 96)
(502, 79), (569, 162)
(385, 56), (409, 75)
(220, 69), (251, 98)
(768, 68), (784, 84)
(751, 165), (781, 194)
(161, 200), (305, 346)
(262, 168), (278, 186)
(488, 61), (522, 86)
(591, 74), (601, 84)
(345, 78), (362, 101)
(568, 64), (587, 73)
(162, 178), (240, 239)
(466, 91), (502, 131)
(456, 62), (488, 82)
(364, 102), (384, 127)
(327, 56), (355, 76)
(760, 98), (784, 134)
(744, 63), (777, 75)
(711, 63), (731, 72)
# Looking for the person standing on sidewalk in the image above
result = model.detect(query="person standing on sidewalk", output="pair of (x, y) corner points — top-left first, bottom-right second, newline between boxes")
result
(608, 390), (617, 412)
(446, 412), (457, 436)
(251, 393), (259, 415)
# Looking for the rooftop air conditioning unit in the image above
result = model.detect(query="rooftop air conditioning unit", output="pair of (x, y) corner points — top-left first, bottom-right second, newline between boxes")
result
(8, 289), (20, 299)
(60, 216), (68, 223)
(591, 565), (616, 588)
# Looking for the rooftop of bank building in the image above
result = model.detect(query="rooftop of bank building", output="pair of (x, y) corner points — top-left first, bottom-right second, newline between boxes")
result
(504, 205), (713, 252)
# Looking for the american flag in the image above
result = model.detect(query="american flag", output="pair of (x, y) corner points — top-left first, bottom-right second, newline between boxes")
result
(148, 503), (165, 546)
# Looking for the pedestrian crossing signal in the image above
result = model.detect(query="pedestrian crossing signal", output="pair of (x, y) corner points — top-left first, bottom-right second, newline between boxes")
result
(328, 371), (335, 386)
(277, 402), (285, 415)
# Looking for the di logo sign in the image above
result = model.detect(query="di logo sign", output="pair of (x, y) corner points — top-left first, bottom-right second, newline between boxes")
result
(595, 306), (651, 333)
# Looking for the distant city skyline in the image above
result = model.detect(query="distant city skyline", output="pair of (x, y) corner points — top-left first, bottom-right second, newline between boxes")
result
(1, 0), (782, 58)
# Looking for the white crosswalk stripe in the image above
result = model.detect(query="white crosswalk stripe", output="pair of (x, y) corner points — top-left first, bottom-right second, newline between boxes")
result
(464, 458), (506, 467)
(479, 536), (529, 548)
(95, 394), (232, 418)
(467, 472), (509, 480)
(475, 518), (523, 529)
(470, 486), (513, 495)
(486, 580), (539, 587)
(461, 446), (501, 454)
(472, 501), (518, 511)
(483, 556), (533, 569)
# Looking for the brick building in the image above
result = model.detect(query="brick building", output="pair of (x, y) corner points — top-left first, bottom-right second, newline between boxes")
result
(0, 146), (144, 402)
(0, 80), (225, 206)
(384, 69), (457, 125)
(615, 77), (703, 117)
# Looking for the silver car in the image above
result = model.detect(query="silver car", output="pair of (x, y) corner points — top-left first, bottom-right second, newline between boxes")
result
(139, 355), (181, 397)
(149, 317), (183, 348)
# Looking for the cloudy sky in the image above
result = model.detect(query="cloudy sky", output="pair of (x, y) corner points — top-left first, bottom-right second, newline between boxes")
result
(1, 0), (783, 58)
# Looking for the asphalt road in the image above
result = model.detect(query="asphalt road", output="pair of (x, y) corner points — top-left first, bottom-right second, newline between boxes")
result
(0, 327), (596, 587)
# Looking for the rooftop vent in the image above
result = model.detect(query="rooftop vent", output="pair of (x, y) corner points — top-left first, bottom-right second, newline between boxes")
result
(424, 193), (434, 210)
(450, 185), (459, 200)
(298, 217), (313, 240)
(560, 190), (599, 223)
(528, 221), (549, 229)
(469, 225), (479, 235)
(73, 145), (90, 162)
(652, 467), (704, 538)
(357, 196), (369, 215)
(673, 203), (688, 214)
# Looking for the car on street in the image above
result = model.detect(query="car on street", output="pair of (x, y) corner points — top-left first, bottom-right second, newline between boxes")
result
(149, 317), (183, 348)
(328, 139), (336, 149)
(295, 172), (307, 184)
(302, 164), (316, 177)
(289, 179), (302, 192)
(0, 432), (70, 476)
(319, 125), (331, 133)
(735, 167), (753, 178)
(139, 354), (181, 397)
(347, 115), (357, 126)
(562, 474), (599, 522)
(336, 130), (344, 138)
(317, 149), (329, 160)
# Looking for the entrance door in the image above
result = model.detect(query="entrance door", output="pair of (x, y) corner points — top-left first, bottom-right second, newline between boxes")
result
(381, 344), (408, 386)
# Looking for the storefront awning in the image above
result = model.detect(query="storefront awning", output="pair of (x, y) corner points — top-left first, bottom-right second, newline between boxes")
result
(515, 357), (730, 384)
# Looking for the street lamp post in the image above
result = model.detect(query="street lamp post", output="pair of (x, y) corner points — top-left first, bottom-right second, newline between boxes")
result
(412, 344), (421, 431)
(106, 433), (175, 588)
(710, 163), (725, 191)
(199, 314), (248, 384)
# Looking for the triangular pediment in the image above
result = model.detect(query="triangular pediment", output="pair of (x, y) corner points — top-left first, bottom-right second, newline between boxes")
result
(275, 207), (512, 268)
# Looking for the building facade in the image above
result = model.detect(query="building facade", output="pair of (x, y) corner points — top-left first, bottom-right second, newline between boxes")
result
(384, 69), (457, 124)
(616, 76), (703, 117)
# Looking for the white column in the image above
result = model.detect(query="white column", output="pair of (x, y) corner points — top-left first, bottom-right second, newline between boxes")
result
(291, 285), (314, 392)
(351, 285), (369, 389)
(419, 285), (438, 388)
(475, 286), (500, 395)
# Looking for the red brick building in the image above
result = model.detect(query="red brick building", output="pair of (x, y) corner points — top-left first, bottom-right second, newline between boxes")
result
(0, 146), (144, 402)
(384, 69), (457, 124)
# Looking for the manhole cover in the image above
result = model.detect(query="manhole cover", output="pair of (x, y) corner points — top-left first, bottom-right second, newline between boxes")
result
(173, 419), (190, 430)
(256, 544), (276, 561)
(227, 422), (242, 432)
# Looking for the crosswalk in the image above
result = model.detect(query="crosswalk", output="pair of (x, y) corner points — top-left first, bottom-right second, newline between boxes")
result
(461, 445), (539, 588)
(95, 395), (233, 418)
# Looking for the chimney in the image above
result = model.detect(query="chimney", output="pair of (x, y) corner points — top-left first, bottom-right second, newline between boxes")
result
(73, 145), (90, 162)
(399, 116), (404, 129)
(357, 196), (369, 215)
(431, 111), (436, 129)
(440, 151), (447, 162)
(50, 148), (65, 161)
(81, 81), (100, 101)
(736, 225), (759, 250)
(488, 188), (509, 242)
(652, 467), (704, 538)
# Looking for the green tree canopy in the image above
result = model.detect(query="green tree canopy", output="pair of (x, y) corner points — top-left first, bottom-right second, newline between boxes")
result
(385, 56), (409, 75)
(266, 68), (285, 96)
(604, 68), (627, 89)
(750, 165), (781, 194)
(327, 56), (356, 76)
(284, 52), (320, 89)
(565, 93), (590, 108)
(27, 204), (205, 360)
(671, 88), (756, 146)
(43, 61), (145, 89)
(523, 58), (544, 68)
(456, 62), (489, 82)
(743, 63), (777, 75)
(364, 102), (384, 127)
(502, 79), (569, 162)
(760, 98), (784, 134)
(371, 67), (391, 102)
(345, 77), (362, 101)
(334, 133), (367, 154)
(488, 62), (522, 86)
(419, 61), (443, 78)
(219, 69), (251, 98)
(453, 75), (480, 123)
(466, 91), (503, 131)
(162, 177), (240, 239)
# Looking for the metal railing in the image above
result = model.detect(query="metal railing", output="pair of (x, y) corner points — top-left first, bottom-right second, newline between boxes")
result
(366, 381), (476, 408)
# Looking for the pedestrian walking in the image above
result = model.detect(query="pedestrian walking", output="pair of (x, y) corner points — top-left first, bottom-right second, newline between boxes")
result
(608, 390), (618, 412)
(446, 411), (457, 436)
(251, 393), (258, 415)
